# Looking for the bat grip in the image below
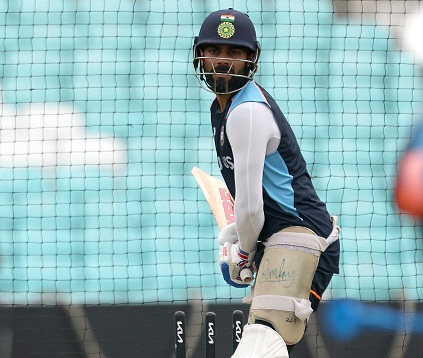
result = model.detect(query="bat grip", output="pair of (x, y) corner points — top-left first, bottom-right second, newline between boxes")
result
(240, 267), (254, 283)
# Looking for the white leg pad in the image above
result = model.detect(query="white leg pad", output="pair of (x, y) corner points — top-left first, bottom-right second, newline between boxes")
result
(231, 324), (289, 358)
(249, 240), (320, 345)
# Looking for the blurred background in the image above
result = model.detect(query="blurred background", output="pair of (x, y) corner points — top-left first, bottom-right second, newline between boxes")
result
(0, 0), (422, 357)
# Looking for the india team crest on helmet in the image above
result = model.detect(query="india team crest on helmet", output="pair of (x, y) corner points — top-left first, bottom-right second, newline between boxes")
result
(218, 14), (236, 39)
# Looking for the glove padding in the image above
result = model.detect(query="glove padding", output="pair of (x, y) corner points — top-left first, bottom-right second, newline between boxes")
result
(218, 223), (256, 288)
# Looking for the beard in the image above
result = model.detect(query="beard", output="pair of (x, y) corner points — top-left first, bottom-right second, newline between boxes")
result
(204, 65), (250, 94)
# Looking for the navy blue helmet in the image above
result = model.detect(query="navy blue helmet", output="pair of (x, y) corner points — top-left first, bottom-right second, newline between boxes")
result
(193, 9), (261, 94)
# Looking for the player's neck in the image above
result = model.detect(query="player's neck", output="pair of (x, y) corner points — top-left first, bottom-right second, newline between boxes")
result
(216, 94), (232, 112)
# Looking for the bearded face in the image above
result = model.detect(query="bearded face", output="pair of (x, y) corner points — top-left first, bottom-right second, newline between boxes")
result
(203, 62), (251, 94)
(195, 44), (257, 95)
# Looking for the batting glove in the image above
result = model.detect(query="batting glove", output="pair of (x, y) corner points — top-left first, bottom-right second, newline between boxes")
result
(218, 223), (255, 288)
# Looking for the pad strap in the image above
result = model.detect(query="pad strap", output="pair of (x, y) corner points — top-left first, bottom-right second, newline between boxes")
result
(327, 215), (341, 245)
(251, 295), (313, 321)
(264, 232), (329, 252)
(263, 215), (340, 253)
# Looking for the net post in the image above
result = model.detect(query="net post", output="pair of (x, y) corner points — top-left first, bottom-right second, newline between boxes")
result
(232, 310), (244, 353)
(205, 311), (216, 358)
(174, 311), (186, 358)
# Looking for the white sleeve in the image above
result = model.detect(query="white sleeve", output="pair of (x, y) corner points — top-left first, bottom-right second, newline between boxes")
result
(226, 101), (281, 253)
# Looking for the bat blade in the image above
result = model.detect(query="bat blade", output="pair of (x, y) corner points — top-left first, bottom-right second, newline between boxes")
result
(191, 167), (253, 283)
(191, 167), (235, 230)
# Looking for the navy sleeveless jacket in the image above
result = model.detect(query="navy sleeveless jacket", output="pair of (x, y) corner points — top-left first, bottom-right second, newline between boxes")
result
(211, 81), (340, 273)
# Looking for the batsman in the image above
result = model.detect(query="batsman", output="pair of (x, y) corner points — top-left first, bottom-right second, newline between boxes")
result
(193, 9), (341, 357)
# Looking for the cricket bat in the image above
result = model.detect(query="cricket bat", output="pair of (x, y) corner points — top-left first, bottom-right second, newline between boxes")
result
(191, 167), (235, 231)
(191, 167), (253, 283)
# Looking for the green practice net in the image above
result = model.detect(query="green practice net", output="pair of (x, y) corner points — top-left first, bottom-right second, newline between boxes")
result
(0, 0), (422, 308)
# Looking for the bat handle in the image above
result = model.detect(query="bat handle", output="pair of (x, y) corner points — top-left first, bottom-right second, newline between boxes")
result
(240, 267), (254, 283)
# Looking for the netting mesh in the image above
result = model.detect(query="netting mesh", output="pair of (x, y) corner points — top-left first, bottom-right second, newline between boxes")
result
(0, 0), (422, 308)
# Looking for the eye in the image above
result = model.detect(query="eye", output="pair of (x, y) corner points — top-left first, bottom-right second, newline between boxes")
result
(205, 47), (218, 55)
(230, 48), (246, 58)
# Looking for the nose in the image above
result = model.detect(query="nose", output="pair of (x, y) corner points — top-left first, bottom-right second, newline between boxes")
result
(212, 57), (230, 73)
(216, 53), (230, 64)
